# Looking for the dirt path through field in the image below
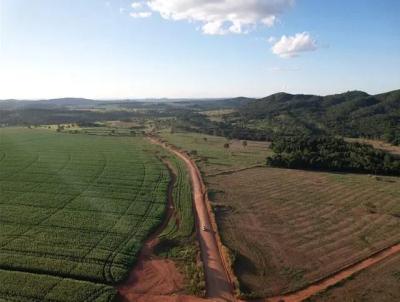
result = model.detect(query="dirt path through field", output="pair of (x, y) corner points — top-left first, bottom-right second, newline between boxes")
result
(117, 160), (189, 301)
(262, 241), (400, 301)
(148, 136), (236, 302)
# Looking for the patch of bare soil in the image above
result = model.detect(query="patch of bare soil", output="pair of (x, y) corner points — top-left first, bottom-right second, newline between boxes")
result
(118, 252), (185, 296)
(117, 160), (187, 301)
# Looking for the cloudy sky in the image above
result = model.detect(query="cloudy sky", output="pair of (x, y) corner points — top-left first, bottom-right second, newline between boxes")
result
(0, 0), (399, 99)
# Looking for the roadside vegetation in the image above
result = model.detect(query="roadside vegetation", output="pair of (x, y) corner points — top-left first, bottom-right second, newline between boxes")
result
(155, 154), (205, 296)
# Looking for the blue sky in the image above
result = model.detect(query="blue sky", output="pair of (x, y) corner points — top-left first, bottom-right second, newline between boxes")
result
(0, 0), (399, 99)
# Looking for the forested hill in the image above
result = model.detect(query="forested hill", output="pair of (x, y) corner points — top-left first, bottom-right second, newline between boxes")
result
(235, 89), (400, 145)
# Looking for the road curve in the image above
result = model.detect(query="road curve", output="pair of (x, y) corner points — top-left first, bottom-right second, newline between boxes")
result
(148, 136), (235, 302)
(265, 241), (400, 302)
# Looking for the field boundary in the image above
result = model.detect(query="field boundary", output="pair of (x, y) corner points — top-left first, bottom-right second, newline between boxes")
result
(206, 164), (265, 178)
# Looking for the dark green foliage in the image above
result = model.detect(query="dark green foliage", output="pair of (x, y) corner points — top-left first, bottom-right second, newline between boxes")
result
(175, 111), (273, 141)
(267, 135), (400, 175)
(236, 89), (400, 143)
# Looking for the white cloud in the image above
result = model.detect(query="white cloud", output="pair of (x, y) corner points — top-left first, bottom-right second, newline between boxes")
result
(146, 0), (294, 35)
(130, 11), (152, 18)
(131, 2), (143, 9)
(269, 66), (300, 72)
(271, 32), (317, 58)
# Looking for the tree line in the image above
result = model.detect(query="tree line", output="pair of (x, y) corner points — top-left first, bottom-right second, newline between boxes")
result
(267, 135), (400, 176)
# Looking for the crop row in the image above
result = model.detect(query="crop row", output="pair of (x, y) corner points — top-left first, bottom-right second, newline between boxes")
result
(0, 128), (171, 301)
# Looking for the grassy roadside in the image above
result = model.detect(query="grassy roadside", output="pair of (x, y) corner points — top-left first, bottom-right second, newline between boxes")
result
(154, 149), (206, 297)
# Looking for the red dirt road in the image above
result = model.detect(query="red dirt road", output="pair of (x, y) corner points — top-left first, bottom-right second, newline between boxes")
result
(149, 137), (236, 302)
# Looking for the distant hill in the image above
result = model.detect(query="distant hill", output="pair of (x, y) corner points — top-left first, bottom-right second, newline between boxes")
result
(167, 97), (253, 110)
(235, 89), (400, 144)
(0, 98), (101, 110)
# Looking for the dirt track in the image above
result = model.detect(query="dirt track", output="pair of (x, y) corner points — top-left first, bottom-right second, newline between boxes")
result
(149, 137), (235, 302)
(264, 241), (400, 302)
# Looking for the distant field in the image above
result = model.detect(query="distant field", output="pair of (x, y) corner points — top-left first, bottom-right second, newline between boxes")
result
(309, 253), (400, 302)
(208, 167), (400, 297)
(0, 128), (170, 301)
(159, 131), (271, 176)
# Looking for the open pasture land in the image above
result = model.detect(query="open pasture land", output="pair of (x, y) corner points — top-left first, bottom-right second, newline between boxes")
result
(208, 167), (400, 298)
(159, 131), (271, 176)
(0, 128), (170, 301)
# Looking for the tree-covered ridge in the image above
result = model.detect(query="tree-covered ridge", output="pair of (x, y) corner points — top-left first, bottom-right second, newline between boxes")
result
(267, 136), (400, 176)
(236, 90), (400, 145)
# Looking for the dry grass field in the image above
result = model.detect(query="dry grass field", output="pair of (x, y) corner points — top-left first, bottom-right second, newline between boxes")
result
(208, 167), (400, 297)
(159, 131), (271, 176)
(308, 253), (400, 302)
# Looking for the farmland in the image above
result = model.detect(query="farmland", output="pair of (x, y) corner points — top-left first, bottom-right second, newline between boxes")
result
(159, 131), (271, 176)
(0, 128), (171, 301)
(208, 167), (400, 298)
(308, 253), (400, 302)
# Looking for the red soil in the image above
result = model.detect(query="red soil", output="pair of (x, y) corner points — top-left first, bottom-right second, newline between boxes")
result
(117, 159), (188, 301)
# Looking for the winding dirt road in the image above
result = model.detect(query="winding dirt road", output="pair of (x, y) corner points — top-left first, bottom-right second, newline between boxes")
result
(149, 136), (236, 302)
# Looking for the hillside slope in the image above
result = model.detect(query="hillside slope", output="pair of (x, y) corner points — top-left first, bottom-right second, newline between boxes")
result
(235, 90), (400, 144)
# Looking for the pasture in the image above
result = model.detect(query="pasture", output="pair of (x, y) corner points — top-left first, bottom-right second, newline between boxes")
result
(208, 167), (400, 297)
(0, 128), (170, 301)
(159, 131), (271, 176)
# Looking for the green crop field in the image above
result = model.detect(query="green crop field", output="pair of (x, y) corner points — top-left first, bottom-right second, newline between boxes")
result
(0, 128), (171, 301)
